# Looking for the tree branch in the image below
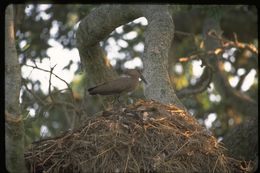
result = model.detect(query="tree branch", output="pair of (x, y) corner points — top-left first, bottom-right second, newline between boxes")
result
(24, 64), (74, 101)
(176, 66), (213, 99)
(76, 5), (186, 110)
(208, 30), (258, 55)
(76, 5), (141, 109)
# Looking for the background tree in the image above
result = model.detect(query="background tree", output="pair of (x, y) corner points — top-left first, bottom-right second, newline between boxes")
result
(5, 5), (27, 172)
(11, 4), (257, 169)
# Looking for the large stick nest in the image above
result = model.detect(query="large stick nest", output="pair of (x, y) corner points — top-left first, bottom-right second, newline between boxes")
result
(25, 100), (251, 173)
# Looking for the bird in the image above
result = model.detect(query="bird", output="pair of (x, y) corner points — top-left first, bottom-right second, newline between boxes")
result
(88, 69), (147, 97)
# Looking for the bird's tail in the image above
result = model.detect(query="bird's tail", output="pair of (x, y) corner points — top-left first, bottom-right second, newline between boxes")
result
(88, 86), (98, 95)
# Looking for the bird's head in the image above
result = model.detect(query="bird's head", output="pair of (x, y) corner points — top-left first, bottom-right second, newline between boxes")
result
(124, 69), (147, 84)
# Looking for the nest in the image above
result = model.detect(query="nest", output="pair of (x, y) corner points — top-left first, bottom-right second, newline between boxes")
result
(25, 100), (251, 173)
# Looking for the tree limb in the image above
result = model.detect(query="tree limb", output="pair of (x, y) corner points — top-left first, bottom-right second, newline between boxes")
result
(176, 66), (213, 99)
(76, 5), (186, 110)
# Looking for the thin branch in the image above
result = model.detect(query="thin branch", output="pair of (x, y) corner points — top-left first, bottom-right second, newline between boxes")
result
(208, 30), (258, 54)
(44, 101), (82, 115)
(176, 66), (213, 99)
(178, 48), (223, 62)
(178, 30), (258, 63)
(235, 69), (251, 90)
(43, 88), (70, 99)
(24, 64), (74, 101)
(21, 78), (46, 106)
(174, 30), (195, 37)
(233, 33), (238, 44)
(48, 64), (57, 102)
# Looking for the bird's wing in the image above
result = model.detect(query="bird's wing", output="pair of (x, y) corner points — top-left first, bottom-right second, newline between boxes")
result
(88, 81), (106, 92)
(88, 77), (135, 95)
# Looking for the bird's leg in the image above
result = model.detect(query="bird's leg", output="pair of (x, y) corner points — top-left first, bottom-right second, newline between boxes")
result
(112, 94), (120, 105)
(112, 94), (128, 109)
(116, 95), (120, 103)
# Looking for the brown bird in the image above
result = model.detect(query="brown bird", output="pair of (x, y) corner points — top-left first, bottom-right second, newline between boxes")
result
(88, 69), (147, 96)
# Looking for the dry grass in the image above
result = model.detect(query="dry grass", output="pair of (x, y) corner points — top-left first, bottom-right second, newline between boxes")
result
(25, 100), (251, 173)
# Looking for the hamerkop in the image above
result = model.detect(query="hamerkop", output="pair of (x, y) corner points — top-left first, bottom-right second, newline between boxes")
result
(88, 69), (147, 96)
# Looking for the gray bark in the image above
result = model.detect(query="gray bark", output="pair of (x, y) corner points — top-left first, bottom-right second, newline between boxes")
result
(5, 5), (27, 173)
(141, 6), (184, 108)
(76, 5), (185, 112)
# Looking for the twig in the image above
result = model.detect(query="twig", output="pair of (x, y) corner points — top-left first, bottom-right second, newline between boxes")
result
(233, 33), (238, 44)
(22, 78), (46, 106)
(213, 155), (220, 173)
(42, 88), (69, 101)
(173, 140), (189, 155)
(46, 159), (63, 173)
(24, 64), (74, 101)
(178, 49), (222, 62)
(124, 145), (131, 173)
(46, 101), (82, 114)
(48, 64), (57, 102)
(41, 147), (58, 166)
(176, 66), (213, 99)
(175, 30), (195, 37)
(236, 69), (250, 90)
(179, 31), (258, 63)
(208, 31), (258, 54)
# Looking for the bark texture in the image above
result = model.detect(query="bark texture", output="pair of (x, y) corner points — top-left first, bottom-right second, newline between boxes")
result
(202, 18), (258, 165)
(76, 5), (185, 111)
(141, 6), (184, 109)
(5, 5), (27, 173)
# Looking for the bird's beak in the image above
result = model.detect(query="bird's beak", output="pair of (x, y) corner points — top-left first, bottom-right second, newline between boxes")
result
(140, 74), (147, 84)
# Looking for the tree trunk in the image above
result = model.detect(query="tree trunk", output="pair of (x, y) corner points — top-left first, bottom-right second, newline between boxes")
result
(5, 4), (27, 173)
(76, 5), (185, 114)
(141, 6), (184, 109)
